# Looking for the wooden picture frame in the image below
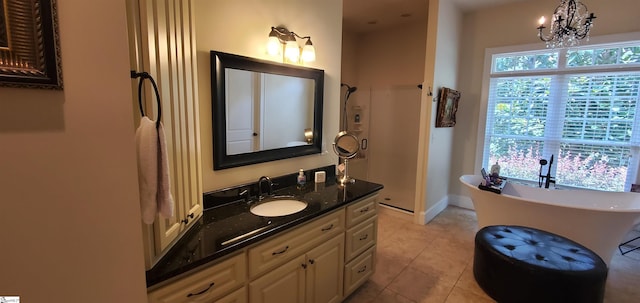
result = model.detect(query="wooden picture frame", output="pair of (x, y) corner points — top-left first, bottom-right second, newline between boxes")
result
(0, 0), (62, 89)
(436, 87), (461, 127)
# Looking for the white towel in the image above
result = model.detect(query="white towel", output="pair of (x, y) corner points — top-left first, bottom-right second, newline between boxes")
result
(157, 121), (174, 218)
(136, 117), (158, 224)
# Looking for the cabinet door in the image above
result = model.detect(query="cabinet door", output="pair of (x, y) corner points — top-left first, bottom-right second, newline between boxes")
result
(249, 255), (306, 303)
(306, 234), (345, 303)
(216, 287), (247, 303)
(129, 0), (204, 264)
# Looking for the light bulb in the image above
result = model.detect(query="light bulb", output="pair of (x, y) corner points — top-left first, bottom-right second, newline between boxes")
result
(284, 40), (300, 62)
(266, 36), (281, 57)
(301, 44), (316, 63)
(539, 16), (546, 26)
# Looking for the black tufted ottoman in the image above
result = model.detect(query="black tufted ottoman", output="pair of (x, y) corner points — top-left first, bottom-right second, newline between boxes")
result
(474, 225), (608, 303)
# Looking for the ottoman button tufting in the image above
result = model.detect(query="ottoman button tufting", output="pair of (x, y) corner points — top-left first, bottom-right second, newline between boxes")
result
(474, 225), (608, 303)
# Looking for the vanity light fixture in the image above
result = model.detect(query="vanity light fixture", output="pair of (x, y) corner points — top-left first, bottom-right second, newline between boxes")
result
(267, 26), (316, 64)
(537, 0), (596, 48)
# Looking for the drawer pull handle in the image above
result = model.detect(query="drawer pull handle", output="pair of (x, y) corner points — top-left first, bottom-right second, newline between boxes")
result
(357, 266), (367, 273)
(359, 234), (368, 241)
(272, 246), (289, 256)
(321, 224), (334, 231)
(359, 207), (370, 213)
(187, 282), (215, 297)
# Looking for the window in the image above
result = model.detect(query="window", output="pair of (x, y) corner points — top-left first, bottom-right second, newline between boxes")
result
(482, 40), (640, 191)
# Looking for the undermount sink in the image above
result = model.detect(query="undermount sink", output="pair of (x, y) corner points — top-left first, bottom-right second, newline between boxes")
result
(250, 199), (308, 217)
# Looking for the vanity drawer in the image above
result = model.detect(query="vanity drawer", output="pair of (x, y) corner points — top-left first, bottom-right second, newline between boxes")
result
(148, 253), (246, 303)
(344, 245), (376, 297)
(346, 194), (377, 228)
(345, 215), (377, 262)
(248, 210), (345, 278)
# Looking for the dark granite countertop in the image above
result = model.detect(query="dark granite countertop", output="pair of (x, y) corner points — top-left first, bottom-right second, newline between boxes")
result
(145, 165), (383, 288)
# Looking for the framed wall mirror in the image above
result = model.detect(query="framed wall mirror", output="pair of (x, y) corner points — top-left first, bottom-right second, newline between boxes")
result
(211, 51), (324, 170)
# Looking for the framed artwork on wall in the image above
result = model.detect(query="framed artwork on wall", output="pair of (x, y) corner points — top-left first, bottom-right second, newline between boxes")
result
(435, 87), (461, 127)
(0, 0), (62, 89)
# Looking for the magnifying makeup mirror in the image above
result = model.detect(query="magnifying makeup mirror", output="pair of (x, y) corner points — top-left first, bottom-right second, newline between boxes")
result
(333, 131), (360, 185)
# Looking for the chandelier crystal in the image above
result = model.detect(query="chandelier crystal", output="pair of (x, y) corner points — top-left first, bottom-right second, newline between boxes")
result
(537, 0), (596, 48)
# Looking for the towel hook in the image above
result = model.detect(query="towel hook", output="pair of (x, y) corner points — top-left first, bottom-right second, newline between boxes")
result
(131, 70), (162, 129)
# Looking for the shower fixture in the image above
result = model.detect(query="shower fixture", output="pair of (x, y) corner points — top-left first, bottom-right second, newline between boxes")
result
(341, 83), (358, 132)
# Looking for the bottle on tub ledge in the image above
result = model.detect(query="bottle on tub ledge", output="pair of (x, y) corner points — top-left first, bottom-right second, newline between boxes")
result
(490, 161), (501, 178)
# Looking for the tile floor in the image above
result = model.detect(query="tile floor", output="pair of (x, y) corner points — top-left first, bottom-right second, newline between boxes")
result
(344, 206), (640, 303)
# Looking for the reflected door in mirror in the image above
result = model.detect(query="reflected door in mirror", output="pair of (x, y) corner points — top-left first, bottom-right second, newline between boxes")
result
(226, 69), (258, 154)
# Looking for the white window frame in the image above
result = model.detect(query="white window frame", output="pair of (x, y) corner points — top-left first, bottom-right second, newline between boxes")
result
(476, 32), (640, 190)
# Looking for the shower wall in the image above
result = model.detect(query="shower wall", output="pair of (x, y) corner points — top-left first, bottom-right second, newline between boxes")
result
(341, 19), (427, 212)
(368, 86), (421, 211)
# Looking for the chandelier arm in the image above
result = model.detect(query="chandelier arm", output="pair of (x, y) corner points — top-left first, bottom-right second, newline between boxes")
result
(538, 27), (553, 42)
(566, 0), (577, 30)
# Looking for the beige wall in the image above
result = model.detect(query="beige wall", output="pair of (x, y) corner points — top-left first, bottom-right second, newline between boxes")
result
(354, 21), (427, 88)
(194, 0), (343, 191)
(418, 0), (462, 220)
(451, 0), (640, 198)
(0, 1), (147, 302)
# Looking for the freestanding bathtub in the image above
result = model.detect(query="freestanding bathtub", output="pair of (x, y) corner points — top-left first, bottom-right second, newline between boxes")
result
(460, 174), (640, 266)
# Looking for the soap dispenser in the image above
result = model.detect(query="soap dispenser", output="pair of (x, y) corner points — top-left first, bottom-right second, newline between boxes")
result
(297, 169), (306, 187)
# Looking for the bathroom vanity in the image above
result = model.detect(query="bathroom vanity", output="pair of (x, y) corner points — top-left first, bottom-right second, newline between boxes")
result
(146, 166), (383, 303)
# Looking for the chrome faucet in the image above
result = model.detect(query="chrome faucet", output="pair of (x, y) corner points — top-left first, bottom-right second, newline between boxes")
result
(538, 154), (556, 189)
(257, 176), (273, 200)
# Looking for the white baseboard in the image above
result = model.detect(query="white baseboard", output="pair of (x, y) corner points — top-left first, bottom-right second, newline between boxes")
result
(419, 196), (448, 224)
(447, 194), (475, 210)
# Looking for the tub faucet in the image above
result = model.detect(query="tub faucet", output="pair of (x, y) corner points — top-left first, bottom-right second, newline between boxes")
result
(538, 154), (556, 189)
(258, 176), (273, 200)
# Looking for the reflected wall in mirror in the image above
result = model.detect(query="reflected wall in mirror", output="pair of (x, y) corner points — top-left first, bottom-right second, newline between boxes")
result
(211, 51), (324, 170)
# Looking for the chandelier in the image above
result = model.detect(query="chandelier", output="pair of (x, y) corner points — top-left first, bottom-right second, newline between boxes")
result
(537, 0), (596, 48)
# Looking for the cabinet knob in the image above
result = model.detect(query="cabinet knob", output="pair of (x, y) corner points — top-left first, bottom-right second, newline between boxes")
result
(181, 213), (195, 225)
(309, 259), (315, 264)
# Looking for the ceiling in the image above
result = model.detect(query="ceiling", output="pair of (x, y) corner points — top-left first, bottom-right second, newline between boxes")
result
(343, 0), (528, 33)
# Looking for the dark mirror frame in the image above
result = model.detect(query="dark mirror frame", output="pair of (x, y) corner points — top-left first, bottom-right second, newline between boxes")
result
(211, 51), (324, 170)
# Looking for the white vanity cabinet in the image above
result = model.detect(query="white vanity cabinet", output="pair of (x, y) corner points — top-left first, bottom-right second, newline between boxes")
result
(248, 210), (345, 303)
(147, 253), (246, 303)
(343, 194), (378, 298)
(249, 234), (344, 303)
(147, 193), (380, 303)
